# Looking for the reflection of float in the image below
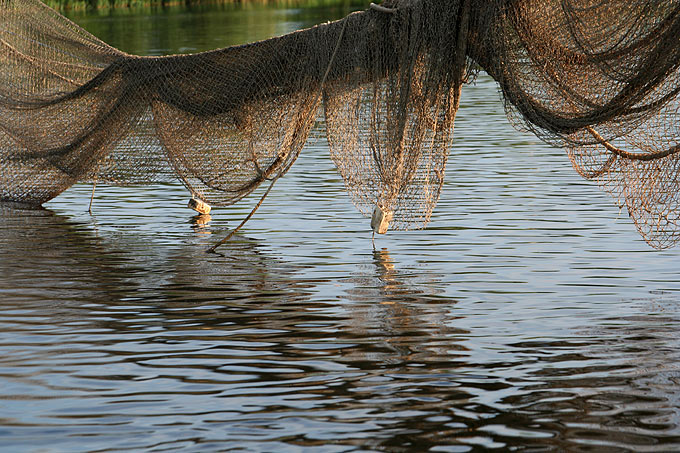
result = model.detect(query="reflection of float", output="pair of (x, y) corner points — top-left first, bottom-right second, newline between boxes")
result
(3, 0), (680, 249)
(190, 214), (213, 234)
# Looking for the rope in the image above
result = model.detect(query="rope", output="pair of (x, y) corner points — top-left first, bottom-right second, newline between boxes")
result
(586, 126), (680, 162)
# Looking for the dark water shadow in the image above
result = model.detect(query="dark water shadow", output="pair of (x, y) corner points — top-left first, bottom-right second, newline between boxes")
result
(0, 202), (313, 327)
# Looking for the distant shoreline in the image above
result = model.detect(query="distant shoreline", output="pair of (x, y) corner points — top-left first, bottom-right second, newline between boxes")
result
(44, 0), (367, 13)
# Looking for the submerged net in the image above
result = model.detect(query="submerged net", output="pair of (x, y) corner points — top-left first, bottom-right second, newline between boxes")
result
(2, 0), (680, 248)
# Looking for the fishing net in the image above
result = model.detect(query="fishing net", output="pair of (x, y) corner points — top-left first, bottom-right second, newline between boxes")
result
(2, 0), (680, 248)
(323, 0), (471, 230)
(469, 0), (680, 249)
(0, 0), (337, 207)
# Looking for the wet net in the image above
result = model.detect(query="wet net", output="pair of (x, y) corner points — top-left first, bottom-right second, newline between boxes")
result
(2, 0), (680, 248)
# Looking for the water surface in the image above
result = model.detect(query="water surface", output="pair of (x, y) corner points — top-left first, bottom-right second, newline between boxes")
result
(1, 4), (679, 452)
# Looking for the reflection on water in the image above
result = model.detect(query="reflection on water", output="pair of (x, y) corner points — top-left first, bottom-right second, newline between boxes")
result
(190, 214), (212, 233)
(64, 3), (357, 55)
(2, 186), (680, 451)
(346, 248), (446, 303)
(1, 3), (680, 452)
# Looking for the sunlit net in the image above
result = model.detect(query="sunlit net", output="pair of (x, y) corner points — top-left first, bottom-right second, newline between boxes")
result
(2, 0), (680, 248)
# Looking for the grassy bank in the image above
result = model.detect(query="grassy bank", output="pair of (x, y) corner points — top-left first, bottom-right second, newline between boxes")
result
(44, 0), (367, 12)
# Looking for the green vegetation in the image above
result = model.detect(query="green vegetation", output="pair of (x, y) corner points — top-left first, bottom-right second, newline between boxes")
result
(43, 0), (367, 12)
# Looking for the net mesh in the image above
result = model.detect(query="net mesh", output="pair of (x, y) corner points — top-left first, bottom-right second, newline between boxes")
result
(2, 0), (680, 248)
(469, 0), (680, 249)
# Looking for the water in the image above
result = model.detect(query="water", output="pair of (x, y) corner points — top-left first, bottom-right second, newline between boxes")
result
(2, 4), (680, 452)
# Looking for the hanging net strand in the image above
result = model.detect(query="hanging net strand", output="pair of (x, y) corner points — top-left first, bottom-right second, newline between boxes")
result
(3, 0), (680, 249)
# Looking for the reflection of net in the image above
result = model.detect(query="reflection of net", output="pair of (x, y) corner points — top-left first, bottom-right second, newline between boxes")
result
(2, 0), (680, 248)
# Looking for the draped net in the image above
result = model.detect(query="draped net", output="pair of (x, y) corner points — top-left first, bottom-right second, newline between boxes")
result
(2, 0), (680, 248)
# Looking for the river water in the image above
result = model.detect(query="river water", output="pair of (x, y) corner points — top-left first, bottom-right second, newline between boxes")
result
(1, 3), (680, 452)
